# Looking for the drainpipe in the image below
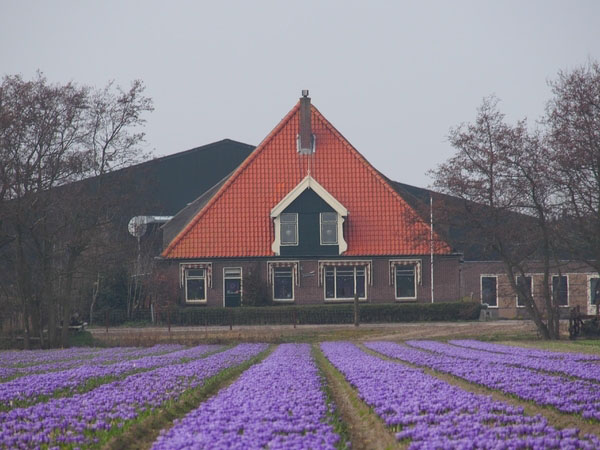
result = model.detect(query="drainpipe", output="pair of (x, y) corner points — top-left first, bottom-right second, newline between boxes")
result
(430, 194), (434, 303)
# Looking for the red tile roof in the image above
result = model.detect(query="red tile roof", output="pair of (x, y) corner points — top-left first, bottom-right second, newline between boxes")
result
(162, 102), (451, 259)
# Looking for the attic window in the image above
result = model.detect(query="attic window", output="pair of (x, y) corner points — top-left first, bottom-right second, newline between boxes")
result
(280, 213), (298, 246)
(320, 212), (338, 245)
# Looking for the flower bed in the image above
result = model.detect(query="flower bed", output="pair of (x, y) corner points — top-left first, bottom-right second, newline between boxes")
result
(153, 344), (340, 449)
(0, 347), (104, 367)
(366, 341), (600, 421)
(324, 342), (600, 449)
(0, 344), (220, 407)
(409, 340), (600, 383)
(0, 344), (185, 380)
(449, 339), (600, 361)
(0, 343), (267, 448)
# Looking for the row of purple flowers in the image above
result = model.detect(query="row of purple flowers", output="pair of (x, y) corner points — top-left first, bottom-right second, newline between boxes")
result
(0, 346), (108, 367)
(0, 344), (221, 407)
(0, 344), (185, 380)
(366, 341), (600, 421)
(153, 344), (341, 450)
(409, 339), (600, 383)
(449, 339), (600, 361)
(324, 342), (600, 449)
(0, 343), (267, 448)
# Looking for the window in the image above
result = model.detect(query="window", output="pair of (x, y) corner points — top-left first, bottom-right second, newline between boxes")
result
(273, 267), (294, 301)
(280, 213), (298, 246)
(516, 275), (532, 307)
(481, 276), (497, 307)
(552, 275), (568, 306)
(325, 266), (366, 300)
(185, 268), (206, 302)
(395, 265), (416, 299)
(320, 212), (338, 245)
(590, 277), (600, 306)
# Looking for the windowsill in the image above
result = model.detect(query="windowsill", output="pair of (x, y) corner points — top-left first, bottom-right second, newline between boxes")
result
(324, 298), (367, 303)
(273, 298), (294, 303)
(395, 298), (417, 302)
(186, 299), (207, 304)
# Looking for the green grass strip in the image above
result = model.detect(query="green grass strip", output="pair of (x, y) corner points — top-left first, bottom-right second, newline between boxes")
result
(312, 344), (401, 450)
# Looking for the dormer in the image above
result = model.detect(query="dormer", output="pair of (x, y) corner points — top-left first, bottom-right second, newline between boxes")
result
(271, 175), (348, 256)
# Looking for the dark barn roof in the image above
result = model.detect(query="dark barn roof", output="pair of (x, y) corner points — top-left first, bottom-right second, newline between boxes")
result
(119, 139), (255, 216)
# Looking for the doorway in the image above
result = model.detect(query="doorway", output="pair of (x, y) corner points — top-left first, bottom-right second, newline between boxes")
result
(224, 267), (242, 307)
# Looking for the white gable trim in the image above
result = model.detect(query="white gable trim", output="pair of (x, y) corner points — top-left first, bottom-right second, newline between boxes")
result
(270, 175), (348, 218)
(271, 175), (348, 255)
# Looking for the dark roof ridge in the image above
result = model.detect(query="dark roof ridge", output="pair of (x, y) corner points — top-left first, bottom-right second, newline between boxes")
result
(161, 171), (235, 247)
(147, 139), (254, 166)
(114, 139), (254, 178)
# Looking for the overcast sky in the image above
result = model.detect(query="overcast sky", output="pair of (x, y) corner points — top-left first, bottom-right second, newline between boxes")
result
(2, 1), (600, 188)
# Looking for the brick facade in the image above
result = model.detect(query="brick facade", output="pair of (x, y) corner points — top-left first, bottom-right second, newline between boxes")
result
(461, 261), (599, 318)
(169, 255), (462, 307)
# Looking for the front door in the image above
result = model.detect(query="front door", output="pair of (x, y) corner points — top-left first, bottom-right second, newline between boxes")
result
(224, 268), (242, 307)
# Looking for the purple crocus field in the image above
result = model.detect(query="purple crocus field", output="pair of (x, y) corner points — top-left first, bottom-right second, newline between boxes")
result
(0, 344), (266, 448)
(153, 343), (340, 450)
(0, 344), (186, 380)
(449, 339), (600, 361)
(365, 340), (600, 420)
(324, 342), (600, 449)
(1, 340), (599, 449)
(0, 344), (221, 407)
(408, 339), (600, 383)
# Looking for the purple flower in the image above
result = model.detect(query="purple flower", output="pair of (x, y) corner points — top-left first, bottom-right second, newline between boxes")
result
(152, 344), (340, 450)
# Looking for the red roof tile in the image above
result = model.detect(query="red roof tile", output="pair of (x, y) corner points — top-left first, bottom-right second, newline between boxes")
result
(162, 102), (451, 258)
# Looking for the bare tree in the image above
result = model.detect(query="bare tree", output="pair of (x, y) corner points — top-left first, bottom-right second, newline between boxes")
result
(431, 97), (563, 339)
(0, 73), (152, 347)
(547, 61), (600, 276)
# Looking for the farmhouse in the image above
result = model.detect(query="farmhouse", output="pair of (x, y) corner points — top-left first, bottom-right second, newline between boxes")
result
(155, 92), (597, 318)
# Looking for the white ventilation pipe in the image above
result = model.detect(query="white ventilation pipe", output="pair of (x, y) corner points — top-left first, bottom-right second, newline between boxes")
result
(127, 215), (173, 238)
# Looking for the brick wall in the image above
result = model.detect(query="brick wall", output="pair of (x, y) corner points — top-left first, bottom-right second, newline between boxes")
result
(462, 261), (599, 318)
(164, 254), (462, 307)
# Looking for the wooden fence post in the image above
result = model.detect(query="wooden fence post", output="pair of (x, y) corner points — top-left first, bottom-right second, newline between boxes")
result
(105, 310), (109, 334)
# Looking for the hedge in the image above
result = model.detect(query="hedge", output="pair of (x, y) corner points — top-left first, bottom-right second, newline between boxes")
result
(93, 302), (481, 327)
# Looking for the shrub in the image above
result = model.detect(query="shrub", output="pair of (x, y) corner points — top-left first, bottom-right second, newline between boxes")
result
(175, 301), (482, 326)
(582, 318), (600, 337)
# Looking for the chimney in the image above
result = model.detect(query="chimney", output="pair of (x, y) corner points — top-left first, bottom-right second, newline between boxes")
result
(298, 90), (314, 154)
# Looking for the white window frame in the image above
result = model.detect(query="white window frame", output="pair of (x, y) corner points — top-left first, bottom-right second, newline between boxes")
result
(223, 267), (243, 307)
(279, 213), (298, 246)
(587, 274), (600, 315)
(272, 266), (295, 302)
(551, 274), (569, 307)
(185, 268), (207, 304)
(394, 264), (417, 300)
(480, 275), (498, 308)
(323, 265), (367, 301)
(515, 275), (533, 308)
(319, 212), (338, 245)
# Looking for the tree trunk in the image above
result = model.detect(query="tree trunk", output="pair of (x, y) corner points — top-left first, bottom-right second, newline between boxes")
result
(60, 251), (79, 347)
(89, 273), (100, 327)
(15, 226), (31, 349)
